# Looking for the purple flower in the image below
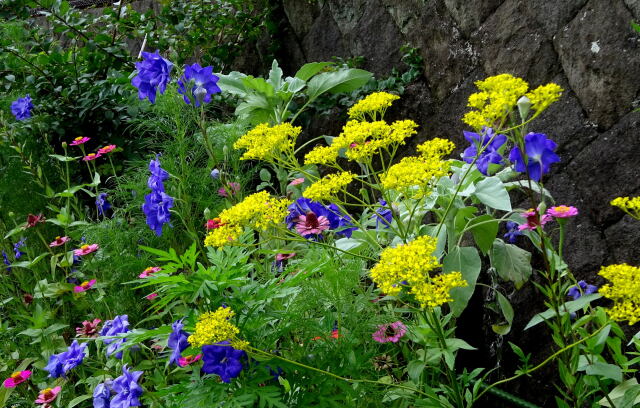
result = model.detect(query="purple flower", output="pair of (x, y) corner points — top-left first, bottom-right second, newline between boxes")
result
(167, 319), (189, 366)
(131, 50), (173, 104)
(568, 280), (598, 300)
(462, 127), (507, 176)
(97, 193), (112, 216)
(503, 221), (522, 243)
(177, 63), (221, 107)
(2, 250), (11, 271)
(111, 365), (143, 408)
(210, 168), (220, 179)
(45, 340), (88, 378)
(286, 198), (356, 239)
(509, 132), (560, 181)
(93, 380), (112, 408)
(13, 238), (26, 259)
(11, 95), (33, 121)
(202, 341), (246, 383)
(142, 155), (174, 236)
(100, 315), (130, 359)
(373, 199), (393, 229)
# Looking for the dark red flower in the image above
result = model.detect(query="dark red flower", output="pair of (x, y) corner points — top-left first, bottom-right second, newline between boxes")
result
(26, 214), (45, 228)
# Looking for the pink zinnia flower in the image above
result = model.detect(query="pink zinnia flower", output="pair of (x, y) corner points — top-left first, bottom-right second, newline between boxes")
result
(76, 319), (101, 337)
(146, 293), (158, 300)
(178, 354), (202, 367)
(217, 182), (241, 197)
(546, 205), (578, 218)
(49, 236), (70, 247)
(26, 213), (46, 228)
(372, 321), (407, 343)
(275, 253), (296, 262)
(74, 244), (99, 256)
(139, 266), (161, 278)
(518, 209), (552, 231)
(295, 212), (330, 237)
(74, 279), (96, 293)
(83, 153), (102, 161)
(205, 218), (224, 230)
(97, 144), (116, 154)
(70, 136), (90, 146)
(3, 370), (31, 388)
(288, 178), (305, 186)
(35, 386), (61, 404)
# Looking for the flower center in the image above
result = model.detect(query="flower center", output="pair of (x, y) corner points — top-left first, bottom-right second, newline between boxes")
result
(384, 326), (396, 337)
(555, 206), (570, 213)
(81, 281), (90, 288)
(10, 371), (22, 380)
(81, 245), (90, 250)
(74, 137), (83, 141)
(42, 388), (53, 398)
(304, 212), (319, 228)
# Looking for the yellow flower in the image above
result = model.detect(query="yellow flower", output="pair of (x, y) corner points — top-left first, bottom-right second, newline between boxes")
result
(233, 122), (301, 162)
(610, 196), (640, 220)
(370, 235), (467, 308)
(598, 264), (640, 325)
(526, 83), (563, 112)
(462, 74), (529, 130)
(416, 138), (455, 159)
(303, 172), (356, 201)
(347, 92), (400, 121)
(188, 307), (247, 348)
(204, 224), (243, 247)
(380, 156), (450, 195)
(304, 145), (338, 165)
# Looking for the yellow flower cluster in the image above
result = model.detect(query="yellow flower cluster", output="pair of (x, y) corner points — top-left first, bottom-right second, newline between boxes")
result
(233, 122), (301, 162)
(416, 137), (455, 159)
(463, 74), (529, 130)
(370, 235), (467, 308)
(610, 196), (640, 220)
(380, 156), (450, 195)
(204, 191), (290, 248)
(188, 307), (247, 349)
(347, 92), (400, 121)
(526, 83), (563, 112)
(302, 171), (356, 201)
(304, 145), (337, 165)
(598, 264), (640, 325)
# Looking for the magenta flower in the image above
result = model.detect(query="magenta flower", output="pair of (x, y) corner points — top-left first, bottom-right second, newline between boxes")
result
(3, 370), (31, 388)
(546, 205), (578, 218)
(178, 354), (202, 367)
(25, 213), (46, 228)
(518, 209), (552, 231)
(49, 236), (70, 247)
(295, 212), (330, 237)
(76, 319), (101, 337)
(74, 244), (99, 256)
(70, 136), (90, 146)
(35, 386), (61, 405)
(139, 266), (161, 278)
(74, 279), (96, 293)
(146, 293), (158, 300)
(275, 253), (296, 262)
(372, 321), (407, 343)
(97, 144), (117, 154)
(217, 182), (241, 197)
(83, 153), (102, 161)
(288, 178), (305, 186)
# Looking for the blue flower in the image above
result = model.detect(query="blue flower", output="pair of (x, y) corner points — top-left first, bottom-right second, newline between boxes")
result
(11, 95), (33, 121)
(509, 132), (560, 182)
(111, 365), (143, 408)
(202, 341), (245, 383)
(373, 199), (393, 229)
(96, 193), (112, 216)
(45, 340), (88, 378)
(142, 155), (174, 236)
(286, 198), (356, 239)
(168, 319), (189, 366)
(131, 50), (173, 104)
(93, 380), (112, 408)
(13, 238), (26, 259)
(2, 250), (11, 271)
(100, 315), (130, 359)
(210, 168), (220, 179)
(567, 281), (598, 300)
(177, 63), (221, 107)
(503, 221), (522, 243)
(462, 127), (507, 176)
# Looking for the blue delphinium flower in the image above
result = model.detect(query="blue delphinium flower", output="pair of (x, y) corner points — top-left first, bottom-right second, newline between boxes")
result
(177, 63), (222, 107)
(100, 315), (131, 359)
(202, 341), (246, 383)
(286, 197), (356, 239)
(373, 199), (393, 229)
(45, 340), (88, 378)
(142, 155), (174, 236)
(131, 50), (173, 104)
(13, 238), (26, 259)
(568, 280), (598, 300)
(11, 95), (34, 120)
(93, 380), (113, 408)
(111, 365), (143, 408)
(503, 221), (522, 243)
(2, 250), (11, 271)
(509, 132), (560, 181)
(167, 319), (189, 366)
(96, 193), (112, 216)
(462, 127), (507, 176)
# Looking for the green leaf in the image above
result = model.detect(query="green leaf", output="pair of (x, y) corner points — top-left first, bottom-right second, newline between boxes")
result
(584, 362), (623, 382)
(473, 177), (512, 211)
(489, 238), (532, 289)
(524, 293), (602, 330)
(599, 379), (640, 407)
(283, 76), (306, 93)
(492, 291), (514, 335)
(216, 71), (249, 96)
(267, 60), (283, 90)
(467, 214), (499, 255)
(4, 225), (24, 239)
(632, 21), (640, 34)
(241, 76), (275, 97)
(306, 69), (373, 102)
(259, 168), (271, 182)
(49, 154), (78, 162)
(294, 62), (333, 81)
(445, 338), (477, 351)
(443, 246), (481, 317)
(407, 360), (425, 382)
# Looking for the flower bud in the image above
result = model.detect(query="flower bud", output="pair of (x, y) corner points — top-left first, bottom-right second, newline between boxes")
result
(61, 142), (68, 149)
(517, 95), (531, 121)
(210, 169), (220, 179)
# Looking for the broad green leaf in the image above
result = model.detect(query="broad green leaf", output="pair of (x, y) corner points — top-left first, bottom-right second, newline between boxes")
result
(216, 71), (248, 95)
(306, 69), (373, 101)
(443, 246), (481, 317)
(4, 225), (24, 239)
(584, 362), (622, 382)
(473, 177), (512, 211)
(489, 238), (532, 289)
(241, 76), (275, 97)
(283, 76), (306, 93)
(49, 154), (78, 162)
(492, 291), (514, 335)
(68, 394), (92, 408)
(294, 62), (333, 81)
(445, 338), (477, 351)
(467, 214), (499, 255)
(525, 293), (601, 330)
(407, 360), (425, 382)
(599, 379), (640, 407)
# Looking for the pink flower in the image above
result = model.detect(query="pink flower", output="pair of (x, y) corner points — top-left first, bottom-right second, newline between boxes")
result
(288, 178), (305, 186)
(74, 279), (96, 293)
(74, 244), (99, 256)
(26, 213), (46, 228)
(146, 293), (158, 300)
(518, 209), (552, 231)
(3, 370), (31, 388)
(70, 136), (90, 146)
(82, 153), (102, 161)
(49, 236), (70, 247)
(546, 205), (578, 218)
(178, 354), (202, 367)
(76, 319), (101, 337)
(97, 144), (116, 154)
(139, 266), (161, 278)
(295, 213), (330, 236)
(217, 182), (241, 197)
(275, 253), (296, 262)
(372, 321), (407, 343)
(35, 386), (61, 404)
(205, 218), (224, 230)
